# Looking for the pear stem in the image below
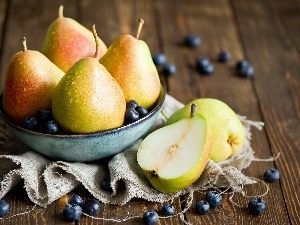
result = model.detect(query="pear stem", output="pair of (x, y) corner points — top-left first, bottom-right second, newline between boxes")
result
(58, 5), (64, 18)
(92, 24), (100, 59)
(190, 103), (197, 118)
(21, 37), (27, 52)
(136, 18), (144, 39)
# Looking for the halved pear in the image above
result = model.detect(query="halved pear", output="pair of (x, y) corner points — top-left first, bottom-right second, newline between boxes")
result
(137, 104), (212, 193)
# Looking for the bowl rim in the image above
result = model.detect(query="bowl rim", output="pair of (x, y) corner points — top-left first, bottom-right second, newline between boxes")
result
(0, 83), (166, 138)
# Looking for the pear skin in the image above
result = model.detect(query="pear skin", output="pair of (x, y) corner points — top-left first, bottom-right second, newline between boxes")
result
(52, 59), (126, 133)
(99, 19), (160, 110)
(52, 25), (126, 133)
(2, 37), (64, 124)
(41, 5), (107, 72)
(166, 98), (246, 162)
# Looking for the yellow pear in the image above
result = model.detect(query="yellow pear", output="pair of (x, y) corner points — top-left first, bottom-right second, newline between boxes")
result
(41, 5), (107, 72)
(99, 19), (160, 110)
(137, 104), (212, 193)
(166, 98), (246, 162)
(52, 25), (125, 133)
(2, 37), (64, 124)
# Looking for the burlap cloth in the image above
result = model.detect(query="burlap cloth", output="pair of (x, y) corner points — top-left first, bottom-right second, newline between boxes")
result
(0, 94), (267, 208)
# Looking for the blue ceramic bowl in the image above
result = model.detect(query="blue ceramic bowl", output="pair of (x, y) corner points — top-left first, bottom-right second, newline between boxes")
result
(0, 84), (166, 162)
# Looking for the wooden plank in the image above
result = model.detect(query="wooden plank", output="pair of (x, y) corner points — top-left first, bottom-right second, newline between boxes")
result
(154, 0), (291, 224)
(0, 0), (77, 224)
(232, 0), (300, 224)
(77, 1), (183, 224)
(0, 0), (8, 52)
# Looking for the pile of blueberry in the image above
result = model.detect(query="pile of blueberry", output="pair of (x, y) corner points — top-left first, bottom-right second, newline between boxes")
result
(23, 109), (61, 134)
(63, 195), (101, 222)
(195, 190), (223, 215)
(125, 100), (149, 124)
(143, 203), (176, 224)
(152, 34), (255, 78)
(152, 53), (177, 77)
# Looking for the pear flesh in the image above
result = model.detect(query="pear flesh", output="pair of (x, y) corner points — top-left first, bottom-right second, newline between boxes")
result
(41, 5), (107, 72)
(137, 104), (212, 193)
(2, 37), (64, 124)
(166, 98), (246, 162)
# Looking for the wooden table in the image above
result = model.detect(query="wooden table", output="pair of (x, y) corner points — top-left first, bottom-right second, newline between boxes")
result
(0, 0), (299, 224)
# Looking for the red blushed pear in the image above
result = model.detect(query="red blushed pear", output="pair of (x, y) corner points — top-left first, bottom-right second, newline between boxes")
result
(2, 37), (64, 124)
(41, 5), (107, 72)
(99, 19), (161, 110)
(52, 25), (126, 133)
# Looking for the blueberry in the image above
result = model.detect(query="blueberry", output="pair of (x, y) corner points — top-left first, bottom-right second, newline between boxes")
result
(40, 120), (60, 134)
(218, 51), (231, 62)
(101, 174), (113, 192)
(236, 60), (250, 70)
(82, 199), (101, 216)
(69, 194), (84, 206)
(162, 63), (176, 76)
(24, 116), (38, 130)
(196, 57), (210, 70)
(195, 200), (210, 215)
(143, 210), (159, 224)
(162, 203), (175, 216)
(264, 168), (280, 183)
(199, 63), (214, 75)
(37, 109), (53, 122)
(248, 198), (266, 215)
(63, 203), (82, 222)
(239, 64), (255, 78)
(0, 200), (10, 217)
(205, 191), (222, 208)
(136, 106), (148, 118)
(185, 34), (201, 48)
(126, 100), (138, 109)
(152, 53), (166, 66)
(125, 108), (140, 123)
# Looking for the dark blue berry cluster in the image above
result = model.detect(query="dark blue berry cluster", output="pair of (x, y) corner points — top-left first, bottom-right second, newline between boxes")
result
(236, 59), (255, 78)
(184, 34), (202, 48)
(24, 109), (61, 134)
(196, 57), (214, 75)
(195, 190), (222, 215)
(125, 100), (149, 124)
(63, 195), (101, 222)
(143, 203), (175, 224)
(152, 53), (177, 76)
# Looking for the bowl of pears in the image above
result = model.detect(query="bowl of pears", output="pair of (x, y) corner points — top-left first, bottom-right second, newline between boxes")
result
(0, 9), (165, 162)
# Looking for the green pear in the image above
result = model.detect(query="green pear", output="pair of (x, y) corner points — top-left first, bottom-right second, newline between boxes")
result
(41, 5), (107, 72)
(2, 37), (64, 124)
(137, 104), (212, 193)
(52, 25), (125, 133)
(99, 19), (160, 110)
(166, 98), (246, 163)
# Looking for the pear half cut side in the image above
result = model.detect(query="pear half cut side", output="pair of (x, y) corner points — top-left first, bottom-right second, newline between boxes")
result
(137, 106), (211, 193)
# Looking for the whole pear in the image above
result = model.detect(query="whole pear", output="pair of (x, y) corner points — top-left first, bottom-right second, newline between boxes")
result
(41, 5), (107, 72)
(99, 19), (160, 110)
(166, 98), (246, 163)
(137, 104), (212, 193)
(52, 25), (126, 133)
(2, 37), (64, 124)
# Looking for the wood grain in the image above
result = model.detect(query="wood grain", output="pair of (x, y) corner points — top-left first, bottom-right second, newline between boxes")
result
(0, 0), (299, 224)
